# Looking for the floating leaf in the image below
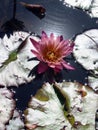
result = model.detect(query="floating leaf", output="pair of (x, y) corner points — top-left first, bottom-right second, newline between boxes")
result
(34, 89), (49, 102)
(53, 84), (70, 111)
(24, 82), (98, 130)
(55, 82), (98, 129)
(88, 76), (98, 92)
(73, 29), (98, 71)
(0, 31), (39, 87)
(0, 88), (15, 130)
(6, 110), (24, 130)
(24, 82), (71, 130)
(64, 0), (98, 18)
(1, 51), (17, 68)
(73, 29), (98, 91)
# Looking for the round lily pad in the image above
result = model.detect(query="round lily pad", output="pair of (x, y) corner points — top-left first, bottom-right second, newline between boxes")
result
(73, 29), (98, 71)
(55, 81), (98, 130)
(24, 82), (71, 130)
(0, 31), (39, 87)
(0, 87), (15, 130)
(88, 76), (98, 92)
(24, 82), (98, 130)
(73, 29), (98, 91)
(6, 110), (24, 130)
(64, 0), (98, 18)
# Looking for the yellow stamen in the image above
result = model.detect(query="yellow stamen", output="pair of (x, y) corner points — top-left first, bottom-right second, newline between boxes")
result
(46, 51), (58, 62)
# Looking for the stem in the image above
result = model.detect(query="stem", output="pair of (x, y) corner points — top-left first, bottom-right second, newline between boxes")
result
(13, 0), (16, 19)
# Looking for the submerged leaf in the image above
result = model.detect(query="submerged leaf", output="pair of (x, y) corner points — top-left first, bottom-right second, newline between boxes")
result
(20, 2), (46, 19)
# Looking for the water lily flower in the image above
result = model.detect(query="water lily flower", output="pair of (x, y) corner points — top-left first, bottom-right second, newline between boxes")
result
(30, 31), (75, 74)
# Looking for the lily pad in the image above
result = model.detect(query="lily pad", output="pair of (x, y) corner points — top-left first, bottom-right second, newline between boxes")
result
(6, 110), (24, 130)
(55, 81), (98, 130)
(73, 29), (98, 90)
(24, 82), (71, 130)
(24, 82), (98, 130)
(64, 0), (98, 18)
(73, 29), (98, 71)
(88, 76), (98, 92)
(0, 31), (39, 87)
(0, 87), (15, 130)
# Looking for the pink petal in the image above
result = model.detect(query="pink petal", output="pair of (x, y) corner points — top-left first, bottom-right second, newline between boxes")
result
(56, 64), (63, 69)
(50, 33), (54, 38)
(62, 47), (73, 56)
(48, 62), (63, 70)
(41, 33), (49, 46)
(31, 50), (41, 60)
(55, 35), (63, 45)
(48, 63), (55, 68)
(56, 36), (60, 43)
(42, 31), (48, 38)
(55, 40), (67, 51)
(41, 38), (49, 47)
(60, 41), (74, 56)
(60, 35), (63, 41)
(30, 38), (39, 50)
(62, 60), (75, 70)
(53, 63), (63, 73)
(50, 33), (54, 43)
(59, 40), (73, 50)
(54, 68), (61, 73)
(31, 49), (39, 56)
(38, 62), (48, 74)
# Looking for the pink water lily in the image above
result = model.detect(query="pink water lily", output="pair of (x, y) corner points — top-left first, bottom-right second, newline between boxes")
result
(30, 31), (75, 74)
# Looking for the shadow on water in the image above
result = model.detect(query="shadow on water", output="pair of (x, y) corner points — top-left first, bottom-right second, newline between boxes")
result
(1, 0), (46, 33)
(1, 0), (25, 33)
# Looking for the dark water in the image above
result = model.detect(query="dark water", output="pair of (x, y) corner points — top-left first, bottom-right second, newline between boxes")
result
(0, 0), (98, 111)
